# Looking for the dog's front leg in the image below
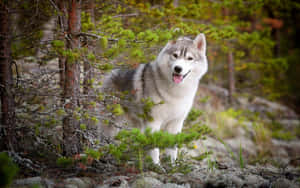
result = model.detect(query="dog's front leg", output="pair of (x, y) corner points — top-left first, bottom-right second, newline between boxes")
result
(144, 120), (162, 164)
(165, 119), (184, 163)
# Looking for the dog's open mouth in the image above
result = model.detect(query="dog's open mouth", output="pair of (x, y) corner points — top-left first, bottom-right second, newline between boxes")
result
(172, 70), (191, 84)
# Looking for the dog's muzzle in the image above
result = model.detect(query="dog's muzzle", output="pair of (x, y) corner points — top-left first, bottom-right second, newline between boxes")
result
(172, 70), (191, 84)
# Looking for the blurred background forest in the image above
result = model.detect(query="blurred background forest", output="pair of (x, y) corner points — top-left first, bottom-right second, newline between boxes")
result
(1, 0), (300, 187)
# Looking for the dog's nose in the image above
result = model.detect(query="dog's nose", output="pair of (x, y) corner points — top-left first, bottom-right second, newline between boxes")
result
(174, 66), (182, 74)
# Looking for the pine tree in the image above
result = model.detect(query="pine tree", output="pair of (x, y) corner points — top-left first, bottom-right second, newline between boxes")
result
(0, 0), (16, 151)
(62, 0), (82, 156)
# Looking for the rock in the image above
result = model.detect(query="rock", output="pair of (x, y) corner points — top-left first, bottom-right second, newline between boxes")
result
(271, 178), (298, 188)
(64, 177), (93, 188)
(132, 176), (190, 188)
(272, 139), (300, 159)
(13, 177), (54, 188)
(132, 177), (163, 188)
(65, 185), (77, 188)
(163, 183), (190, 188)
(243, 174), (269, 187)
(226, 136), (257, 155)
(248, 96), (298, 119)
(14, 177), (42, 187)
(98, 176), (129, 188)
(278, 119), (300, 130)
(230, 175), (244, 187)
(195, 84), (227, 112)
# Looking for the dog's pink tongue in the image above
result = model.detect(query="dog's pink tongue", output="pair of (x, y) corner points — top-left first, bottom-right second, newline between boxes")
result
(173, 75), (183, 84)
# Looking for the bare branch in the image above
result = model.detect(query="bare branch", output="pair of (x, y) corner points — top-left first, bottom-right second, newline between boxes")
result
(78, 32), (118, 42)
(112, 13), (139, 18)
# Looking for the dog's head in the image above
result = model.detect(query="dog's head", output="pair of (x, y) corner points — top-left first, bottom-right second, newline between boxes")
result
(157, 34), (208, 84)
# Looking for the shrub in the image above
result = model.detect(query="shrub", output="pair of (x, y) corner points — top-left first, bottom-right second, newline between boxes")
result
(0, 152), (19, 188)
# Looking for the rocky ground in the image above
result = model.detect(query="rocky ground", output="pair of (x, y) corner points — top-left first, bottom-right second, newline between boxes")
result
(11, 83), (300, 188)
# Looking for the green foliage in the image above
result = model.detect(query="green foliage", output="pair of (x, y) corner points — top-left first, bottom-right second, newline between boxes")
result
(192, 151), (213, 161)
(0, 153), (19, 188)
(56, 109), (66, 116)
(107, 124), (211, 168)
(10, 0), (300, 176)
(56, 156), (74, 168)
(186, 108), (204, 122)
(90, 116), (99, 124)
(98, 63), (114, 72)
(138, 98), (163, 122)
(160, 151), (193, 174)
(52, 40), (65, 49)
(87, 52), (96, 62)
(272, 130), (295, 141)
(84, 148), (102, 160)
(99, 37), (108, 49)
(63, 49), (80, 63)
(239, 143), (244, 169)
(199, 96), (210, 104)
(106, 103), (125, 116)
(81, 12), (95, 32)
(80, 123), (87, 130)
(102, 119), (110, 125)
(207, 156), (218, 172)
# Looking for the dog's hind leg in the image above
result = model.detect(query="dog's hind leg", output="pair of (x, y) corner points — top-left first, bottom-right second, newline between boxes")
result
(165, 147), (178, 163)
(149, 148), (160, 164)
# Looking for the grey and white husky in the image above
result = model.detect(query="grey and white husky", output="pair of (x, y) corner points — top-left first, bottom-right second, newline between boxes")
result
(102, 33), (208, 164)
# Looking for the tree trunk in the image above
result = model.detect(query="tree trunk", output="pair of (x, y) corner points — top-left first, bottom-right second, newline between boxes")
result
(228, 51), (235, 104)
(0, 1), (16, 151)
(173, 0), (179, 7)
(63, 0), (81, 157)
(83, 0), (94, 101)
(58, 0), (68, 89)
(274, 28), (280, 57)
(223, 7), (236, 104)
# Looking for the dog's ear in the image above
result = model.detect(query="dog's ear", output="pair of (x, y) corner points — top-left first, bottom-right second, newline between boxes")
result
(194, 33), (206, 54)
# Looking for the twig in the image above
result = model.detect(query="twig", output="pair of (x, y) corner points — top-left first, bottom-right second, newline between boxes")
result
(47, 0), (66, 33)
(78, 32), (118, 42)
(11, 60), (20, 87)
(113, 13), (139, 18)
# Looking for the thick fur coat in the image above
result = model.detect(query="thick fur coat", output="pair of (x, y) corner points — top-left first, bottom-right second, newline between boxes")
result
(102, 34), (208, 164)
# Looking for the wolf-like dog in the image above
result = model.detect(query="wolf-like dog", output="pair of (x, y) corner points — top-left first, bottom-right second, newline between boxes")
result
(102, 33), (208, 164)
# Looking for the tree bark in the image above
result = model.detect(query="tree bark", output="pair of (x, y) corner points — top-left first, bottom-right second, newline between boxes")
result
(83, 0), (94, 99)
(63, 0), (82, 157)
(228, 51), (235, 104)
(0, 1), (16, 151)
(57, 0), (68, 89)
(223, 7), (236, 104)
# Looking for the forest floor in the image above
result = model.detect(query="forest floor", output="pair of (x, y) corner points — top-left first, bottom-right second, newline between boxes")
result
(10, 83), (300, 188)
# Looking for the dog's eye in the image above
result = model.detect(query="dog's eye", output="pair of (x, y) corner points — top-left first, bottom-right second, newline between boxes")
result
(187, 57), (194, 61)
(173, 53), (178, 58)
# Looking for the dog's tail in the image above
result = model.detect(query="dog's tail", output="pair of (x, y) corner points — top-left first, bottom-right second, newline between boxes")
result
(101, 69), (121, 93)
